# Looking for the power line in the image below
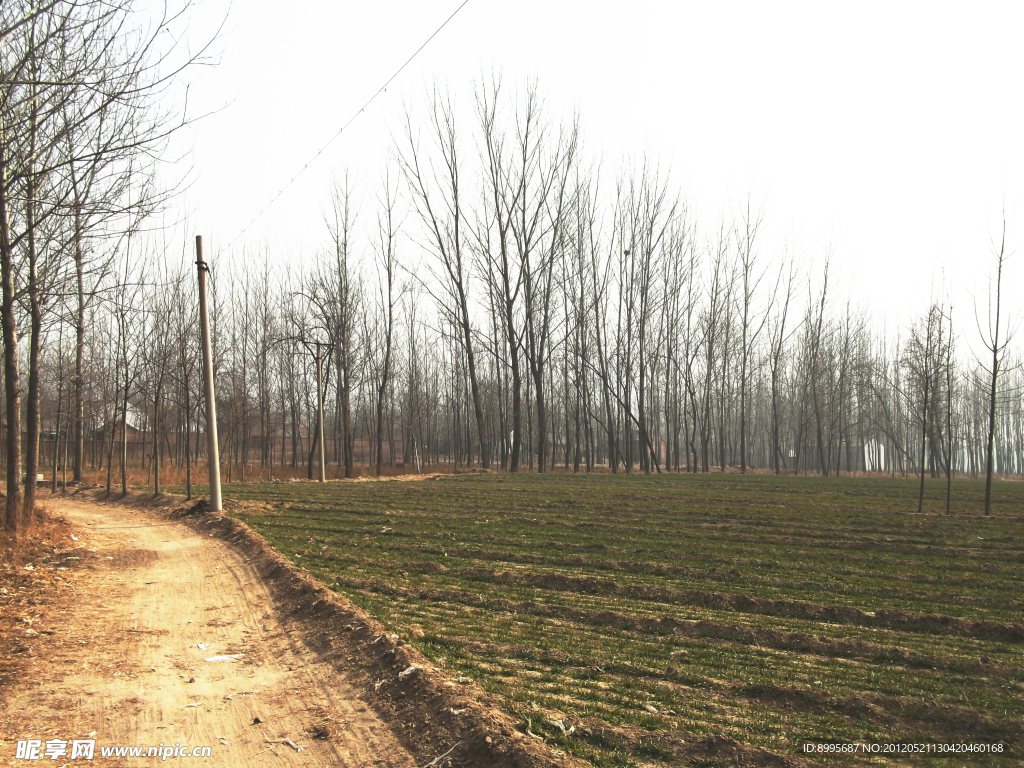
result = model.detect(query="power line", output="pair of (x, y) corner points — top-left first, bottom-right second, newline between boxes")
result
(224, 0), (471, 252)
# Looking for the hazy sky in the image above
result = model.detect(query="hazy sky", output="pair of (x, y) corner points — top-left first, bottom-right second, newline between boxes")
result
(170, 0), (1022, 335)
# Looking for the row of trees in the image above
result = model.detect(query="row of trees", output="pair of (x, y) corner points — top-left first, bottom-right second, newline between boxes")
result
(2, 31), (1019, 535)
(202, 84), (1018, 503)
(1, 0), (211, 533)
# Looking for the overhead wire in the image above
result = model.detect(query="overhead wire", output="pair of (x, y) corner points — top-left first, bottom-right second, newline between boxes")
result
(223, 0), (471, 253)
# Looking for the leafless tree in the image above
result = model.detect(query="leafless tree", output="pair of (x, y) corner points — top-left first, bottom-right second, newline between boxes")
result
(324, 176), (361, 478)
(734, 197), (770, 474)
(372, 171), (401, 476)
(977, 220), (1016, 514)
(400, 86), (490, 469)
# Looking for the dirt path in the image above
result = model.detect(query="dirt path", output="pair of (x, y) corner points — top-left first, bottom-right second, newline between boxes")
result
(2, 498), (417, 767)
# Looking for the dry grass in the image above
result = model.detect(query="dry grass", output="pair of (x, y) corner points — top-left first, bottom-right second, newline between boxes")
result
(63, 458), (1024, 489)
(66, 461), (465, 490)
(0, 504), (69, 566)
(0, 504), (79, 694)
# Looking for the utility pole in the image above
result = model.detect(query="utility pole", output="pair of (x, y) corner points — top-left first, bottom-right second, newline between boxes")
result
(316, 341), (326, 483)
(196, 236), (222, 511)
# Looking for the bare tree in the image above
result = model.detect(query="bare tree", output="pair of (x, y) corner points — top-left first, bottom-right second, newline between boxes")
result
(906, 301), (943, 512)
(324, 176), (360, 478)
(400, 87), (490, 469)
(767, 256), (798, 474)
(373, 172), (400, 476)
(977, 220), (1016, 514)
(734, 197), (770, 474)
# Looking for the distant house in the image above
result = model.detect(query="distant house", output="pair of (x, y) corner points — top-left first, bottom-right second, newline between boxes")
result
(64, 404), (147, 444)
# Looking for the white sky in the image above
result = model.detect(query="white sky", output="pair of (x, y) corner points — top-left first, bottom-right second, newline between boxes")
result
(167, 0), (1023, 340)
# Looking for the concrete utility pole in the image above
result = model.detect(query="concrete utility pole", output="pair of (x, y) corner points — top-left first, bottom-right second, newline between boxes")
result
(316, 341), (326, 483)
(196, 236), (222, 511)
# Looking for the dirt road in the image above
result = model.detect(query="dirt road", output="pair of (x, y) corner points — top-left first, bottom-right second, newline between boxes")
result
(2, 498), (417, 767)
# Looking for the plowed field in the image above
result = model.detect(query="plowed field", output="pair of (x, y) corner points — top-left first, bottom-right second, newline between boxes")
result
(212, 473), (1024, 766)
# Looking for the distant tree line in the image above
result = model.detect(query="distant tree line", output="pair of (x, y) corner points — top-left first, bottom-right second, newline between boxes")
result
(2, 43), (1020, 537)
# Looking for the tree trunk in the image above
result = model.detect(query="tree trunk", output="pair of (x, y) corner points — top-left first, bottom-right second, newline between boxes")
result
(1, 138), (23, 533)
(24, 174), (41, 523)
(73, 202), (86, 483)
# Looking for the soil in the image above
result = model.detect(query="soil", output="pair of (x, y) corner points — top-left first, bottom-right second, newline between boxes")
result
(1, 494), (580, 768)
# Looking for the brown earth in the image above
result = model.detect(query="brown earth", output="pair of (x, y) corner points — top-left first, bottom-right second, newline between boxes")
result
(1, 494), (581, 768)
